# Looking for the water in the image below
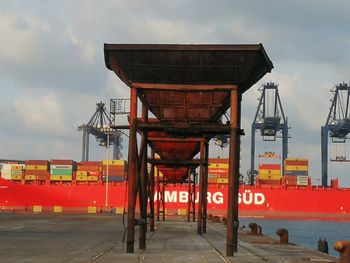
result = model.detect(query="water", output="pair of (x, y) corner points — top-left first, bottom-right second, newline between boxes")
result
(239, 218), (350, 257)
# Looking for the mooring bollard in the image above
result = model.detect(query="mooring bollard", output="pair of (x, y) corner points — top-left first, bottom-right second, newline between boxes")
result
(257, 225), (262, 235)
(318, 238), (329, 254)
(248, 223), (258, 235)
(276, 228), (289, 244)
(334, 240), (350, 263)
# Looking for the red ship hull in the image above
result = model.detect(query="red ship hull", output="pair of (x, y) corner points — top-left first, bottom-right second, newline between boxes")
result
(1, 177), (349, 220)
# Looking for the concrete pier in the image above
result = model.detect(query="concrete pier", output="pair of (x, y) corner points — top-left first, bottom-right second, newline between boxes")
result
(0, 214), (338, 262)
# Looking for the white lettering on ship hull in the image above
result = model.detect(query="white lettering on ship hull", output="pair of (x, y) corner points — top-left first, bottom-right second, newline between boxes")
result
(238, 190), (265, 205)
(154, 190), (266, 206)
(154, 191), (224, 204)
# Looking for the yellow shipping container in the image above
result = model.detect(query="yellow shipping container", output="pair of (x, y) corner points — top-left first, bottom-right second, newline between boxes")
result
(11, 165), (23, 171)
(50, 175), (72, 181)
(11, 175), (22, 180)
(102, 160), (126, 166)
(285, 165), (308, 171)
(208, 163), (229, 169)
(258, 174), (282, 180)
(87, 175), (98, 181)
(259, 169), (281, 175)
(76, 171), (88, 176)
(53, 206), (62, 213)
(26, 165), (48, 171)
(25, 175), (36, 181)
(76, 175), (88, 181)
(217, 178), (228, 184)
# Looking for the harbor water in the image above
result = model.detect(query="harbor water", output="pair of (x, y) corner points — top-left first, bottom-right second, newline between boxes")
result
(240, 218), (350, 257)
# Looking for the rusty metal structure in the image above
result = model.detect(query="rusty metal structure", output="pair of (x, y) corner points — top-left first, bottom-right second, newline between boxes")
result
(104, 44), (273, 256)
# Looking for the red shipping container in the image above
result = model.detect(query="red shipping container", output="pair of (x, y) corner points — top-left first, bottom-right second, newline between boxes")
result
(208, 158), (229, 164)
(36, 175), (48, 181)
(208, 168), (228, 174)
(284, 160), (308, 166)
(25, 160), (49, 165)
(25, 170), (49, 176)
(217, 174), (229, 178)
(50, 160), (74, 165)
(259, 164), (280, 170)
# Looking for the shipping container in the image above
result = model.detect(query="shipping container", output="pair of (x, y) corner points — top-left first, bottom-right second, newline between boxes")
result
(259, 169), (281, 175)
(284, 160), (308, 166)
(25, 175), (36, 181)
(285, 165), (308, 171)
(207, 168), (229, 174)
(258, 164), (281, 170)
(102, 175), (124, 182)
(102, 160), (126, 166)
(50, 175), (72, 181)
(50, 165), (73, 170)
(208, 163), (229, 169)
(51, 169), (72, 176)
(76, 171), (88, 176)
(50, 160), (74, 165)
(285, 171), (308, 176)
(217, 178), (228, 184)
(258, 174), (282, 180)
(25, 165), (48, 171)
(76, 175), (88, 181)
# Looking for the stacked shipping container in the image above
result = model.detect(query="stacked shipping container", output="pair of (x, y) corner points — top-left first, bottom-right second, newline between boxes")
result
(283, 158), (310, 186)
(25, 160), (49, 181)
(101, 160), (126, 182)
(76, 161), (100, 182)
(258, 164), (281, 185)
(50, 160), (74, 181)
(208, 158), (229, 185)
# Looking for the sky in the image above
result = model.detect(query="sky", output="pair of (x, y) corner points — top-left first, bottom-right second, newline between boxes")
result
(1, 1), (350, 185)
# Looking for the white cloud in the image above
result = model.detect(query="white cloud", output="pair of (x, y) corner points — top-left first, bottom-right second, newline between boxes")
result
(0, 12), (49, 64)
(12, 94), (70, 136)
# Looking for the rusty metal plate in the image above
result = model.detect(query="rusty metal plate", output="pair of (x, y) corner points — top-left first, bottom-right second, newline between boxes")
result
(104, 44), (273, 92)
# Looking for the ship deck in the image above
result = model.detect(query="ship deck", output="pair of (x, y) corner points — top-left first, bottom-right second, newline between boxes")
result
(0, 213), (338, 262)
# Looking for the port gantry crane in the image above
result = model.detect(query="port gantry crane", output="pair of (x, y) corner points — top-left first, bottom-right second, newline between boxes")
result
(78, 99), (129, 161)
(321, 82), (350, 187)
(250, 82), (290, 185)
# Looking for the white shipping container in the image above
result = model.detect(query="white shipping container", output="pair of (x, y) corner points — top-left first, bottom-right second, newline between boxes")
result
(296, 181), (309, 186)
(297, 176), (309, 181)
(50, 165), (73, 170)
(1, 171), (12, 180)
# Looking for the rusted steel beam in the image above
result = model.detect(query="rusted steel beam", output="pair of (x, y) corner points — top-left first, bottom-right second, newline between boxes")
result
(187, 168), (192, 222)
(147, 159), (202, 167)
(139, 104), (148, 250)
(192, 170), (196, 222)
(202, 142), (209, 233)
(227, 89), (239, 257)
(148, 137), (206, 142)
(126, 87), (138, 253)
(233, 94), (242, 252)
(197, 140), (205, 235)
(132, 82), (238, 91)
(136, 122), (232, 133)
(156, 168), (160, 221)
(149, 149), (155, 232)
(161, 177), (165, 221)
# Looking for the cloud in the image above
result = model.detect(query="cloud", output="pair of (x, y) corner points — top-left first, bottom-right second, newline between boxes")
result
(12, 94), (71, 136)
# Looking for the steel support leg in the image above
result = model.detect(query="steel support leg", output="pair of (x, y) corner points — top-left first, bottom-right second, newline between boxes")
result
(149, 150), (155, 232)
(202, 141), (209, 233)
(227, 89), (239, 256)
(126, 87), (138, 253)
(138, 105), (148, 249)
(192, 171), (196, 222)
(197, 140), (205, 235)
(156, 169), (160, 221)
(250, 125), (256, 185)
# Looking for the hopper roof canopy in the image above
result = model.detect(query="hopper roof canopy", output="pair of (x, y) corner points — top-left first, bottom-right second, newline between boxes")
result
(104, 44), (273, 93)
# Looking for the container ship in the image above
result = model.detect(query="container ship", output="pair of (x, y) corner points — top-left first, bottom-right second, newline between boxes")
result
(1, 157), (349, 220)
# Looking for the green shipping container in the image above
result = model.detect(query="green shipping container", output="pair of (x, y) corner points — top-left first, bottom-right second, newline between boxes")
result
(50, 169), (73, 175)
